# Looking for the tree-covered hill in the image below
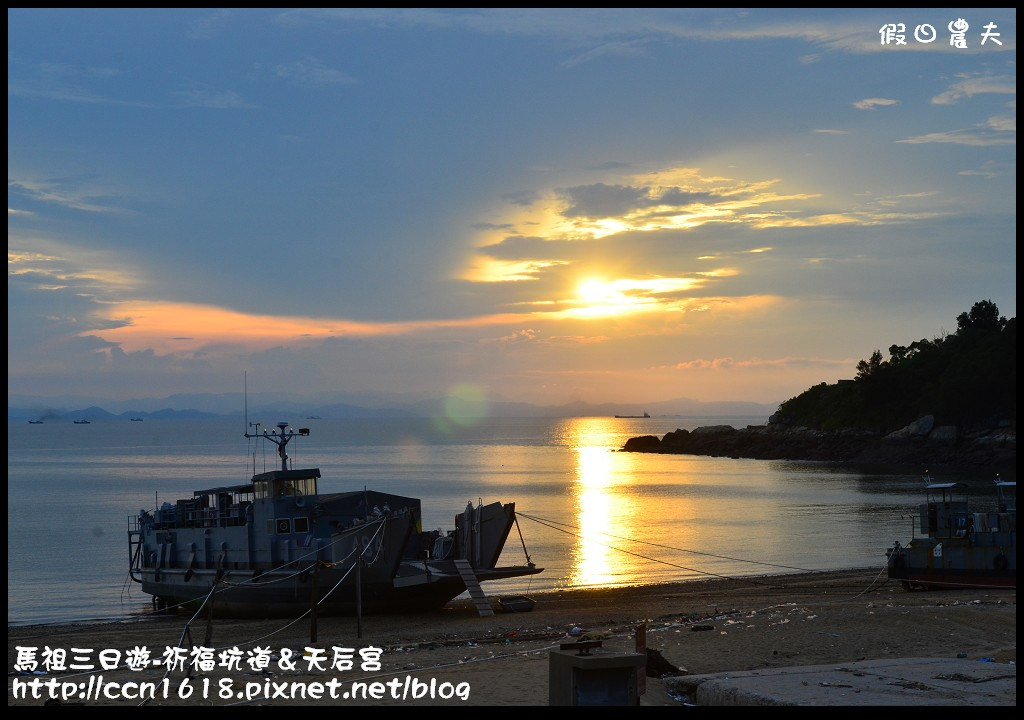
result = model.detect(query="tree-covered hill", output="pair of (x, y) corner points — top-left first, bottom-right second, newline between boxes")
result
(622, 301), (1015, 468)
(773, 300), (1016, 434)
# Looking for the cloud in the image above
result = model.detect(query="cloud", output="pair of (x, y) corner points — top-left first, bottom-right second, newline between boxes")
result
(8, 241), (137, 295)
(562, 40), (650, 67)
(957, 160), (1011, 179)
(557, 183), (726, 220)
(931, 74), (1017, 105)
(479, 236), (567, 260)
(275, 9), (1016, 58)
(812, 128), (849, 135)
(853, 97), (899, 110)
(502, 190), (540, 207)
(273, 57), (356, 86)
(480, 329), (538, 345)
(984, 115), (1016, 133)
(665, 356), (854, 371)
(558, 184), (651, 219)
(7, 80), (154, 108)
(6, 58), (160, 108)
(898, 117), (1016, 147)
(472, 222), (516, 231)
(462, 163), (959, 294)
(8, 177), (128, 214)
(186, 9), (234, 40)
(171, 88), (257, 109)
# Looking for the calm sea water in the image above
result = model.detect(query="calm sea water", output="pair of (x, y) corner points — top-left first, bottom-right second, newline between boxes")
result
(7, 415), (1005, 626)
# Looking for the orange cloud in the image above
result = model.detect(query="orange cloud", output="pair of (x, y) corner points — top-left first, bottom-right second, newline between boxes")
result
(90, 301), (548, 354)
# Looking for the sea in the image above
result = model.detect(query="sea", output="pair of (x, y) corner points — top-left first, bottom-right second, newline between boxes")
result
(6, 415), (1007, 627)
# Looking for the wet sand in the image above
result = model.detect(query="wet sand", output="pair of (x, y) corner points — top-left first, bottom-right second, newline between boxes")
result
(7, 568), (1016, 706)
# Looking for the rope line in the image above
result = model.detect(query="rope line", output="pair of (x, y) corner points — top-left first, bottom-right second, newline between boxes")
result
(518, 511), (820, 574)
(519, 512), (777, 587)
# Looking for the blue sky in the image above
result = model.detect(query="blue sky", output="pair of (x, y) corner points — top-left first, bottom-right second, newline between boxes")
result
(7, 8), (1017, 409)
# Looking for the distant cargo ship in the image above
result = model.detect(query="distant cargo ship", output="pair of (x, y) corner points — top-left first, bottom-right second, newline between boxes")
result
(614, 411), (650, 418)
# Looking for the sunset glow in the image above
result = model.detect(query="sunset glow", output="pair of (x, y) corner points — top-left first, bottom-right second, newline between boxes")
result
(8, 9), (1014, 407)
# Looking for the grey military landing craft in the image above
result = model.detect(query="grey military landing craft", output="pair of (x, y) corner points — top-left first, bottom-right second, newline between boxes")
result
(887, 475), (1015, 591)
(128, 421), (542, 617)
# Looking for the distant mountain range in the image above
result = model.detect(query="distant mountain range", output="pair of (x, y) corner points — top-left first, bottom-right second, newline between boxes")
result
(8, 394), (778, 422)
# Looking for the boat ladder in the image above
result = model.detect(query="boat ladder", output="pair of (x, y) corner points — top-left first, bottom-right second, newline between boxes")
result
(453, 559), (494, 617)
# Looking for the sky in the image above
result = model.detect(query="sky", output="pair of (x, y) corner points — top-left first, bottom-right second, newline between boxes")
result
(7, 8), (1017, 411)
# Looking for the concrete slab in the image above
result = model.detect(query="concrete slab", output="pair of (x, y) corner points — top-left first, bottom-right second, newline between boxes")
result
(664, 658), (1016, 706)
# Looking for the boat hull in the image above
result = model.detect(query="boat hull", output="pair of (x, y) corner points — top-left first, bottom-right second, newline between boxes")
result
(887, 543), (1015, 591)
(138, 563), (543, 617)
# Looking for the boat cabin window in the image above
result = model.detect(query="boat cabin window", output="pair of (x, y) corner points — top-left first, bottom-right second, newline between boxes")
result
(294, 517), (309, 533)
(253, 475), (318, 499)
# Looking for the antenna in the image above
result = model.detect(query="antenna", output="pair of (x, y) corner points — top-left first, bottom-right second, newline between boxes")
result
(244, 371), (248, 437)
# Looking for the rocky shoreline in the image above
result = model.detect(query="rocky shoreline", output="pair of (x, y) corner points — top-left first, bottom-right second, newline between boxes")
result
(621, 414), (1016, 470)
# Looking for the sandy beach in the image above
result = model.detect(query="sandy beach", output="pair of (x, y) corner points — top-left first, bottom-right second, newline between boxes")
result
(7, 568), (1015, 706)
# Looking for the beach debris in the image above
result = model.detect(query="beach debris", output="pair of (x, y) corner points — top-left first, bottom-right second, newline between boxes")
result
(645, 648), (685, 678)
(665, 688), (694, 705)
(892, 680), (932, 691)
(569, 626), (582, 636)
(957, 652), (968, 659)
(690, 625), (714, 632)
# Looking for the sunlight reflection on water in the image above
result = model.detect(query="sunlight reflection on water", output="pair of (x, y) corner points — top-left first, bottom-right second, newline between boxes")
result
(9, 415), (995, 625)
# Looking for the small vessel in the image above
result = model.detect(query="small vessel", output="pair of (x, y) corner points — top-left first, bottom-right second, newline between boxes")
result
(128, 421), (542, 617)
(28, 420), (44, 424)
(886, 475), (1015, 591)
(614, 411), (650, 419)
(131, 417), (144, 422)
(73, 419), (91, 424)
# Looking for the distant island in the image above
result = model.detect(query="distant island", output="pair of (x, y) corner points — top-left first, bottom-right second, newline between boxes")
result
(9, 397), (776, 423)
(623, 300), (1016, 470)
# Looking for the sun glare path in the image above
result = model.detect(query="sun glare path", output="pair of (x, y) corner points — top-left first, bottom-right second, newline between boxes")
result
(567, 418), (641, 588)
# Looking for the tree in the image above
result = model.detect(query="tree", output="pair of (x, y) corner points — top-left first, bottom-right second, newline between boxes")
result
(855, 349), (883, 380)
(956, 300), (1005, 334)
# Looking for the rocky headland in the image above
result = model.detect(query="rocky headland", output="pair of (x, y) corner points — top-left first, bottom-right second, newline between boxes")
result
(621, 413), (1016, 470)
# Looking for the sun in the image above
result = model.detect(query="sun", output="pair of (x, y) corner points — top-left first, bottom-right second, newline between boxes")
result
(572, 278), (638, 317)
(578, 279), (623, 304)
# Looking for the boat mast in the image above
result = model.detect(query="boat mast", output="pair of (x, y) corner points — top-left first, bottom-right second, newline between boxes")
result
(245, 421), (306, 472)
(243, 374), (310, 472)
